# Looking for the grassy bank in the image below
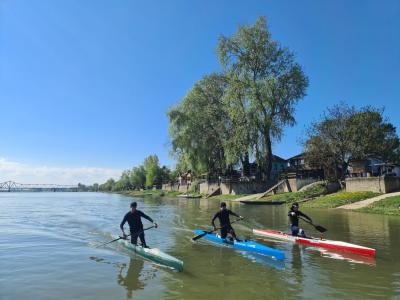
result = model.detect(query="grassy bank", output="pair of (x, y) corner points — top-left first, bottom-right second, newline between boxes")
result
(257, 182), (328, 203)
(358, 196), (400, 216)
(121, 190), (186, 198)
(208, 194), (248, 201)
(302, 191), (380, 208)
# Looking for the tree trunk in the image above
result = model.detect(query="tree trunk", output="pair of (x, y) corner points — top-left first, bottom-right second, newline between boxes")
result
(265, 134), (272, 180)
(241, 152), (250, 177)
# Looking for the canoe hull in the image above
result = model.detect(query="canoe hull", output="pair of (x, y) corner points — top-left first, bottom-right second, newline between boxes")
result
(193, 230), (285, 260)
(253, 229), (376, 257)
(117, 237), (184, 271)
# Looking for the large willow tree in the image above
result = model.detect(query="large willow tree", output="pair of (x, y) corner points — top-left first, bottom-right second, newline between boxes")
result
(167, 74), (229, 175)
(218, 17), (308, 179)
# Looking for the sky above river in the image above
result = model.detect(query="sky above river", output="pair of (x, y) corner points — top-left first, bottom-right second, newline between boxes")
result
(0, 0), (399, 184)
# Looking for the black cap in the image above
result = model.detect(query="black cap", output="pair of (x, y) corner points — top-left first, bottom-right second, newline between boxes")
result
(130, 202), (137, 208)
(220, 202), (226, 207)
(291, 202), (299, 208)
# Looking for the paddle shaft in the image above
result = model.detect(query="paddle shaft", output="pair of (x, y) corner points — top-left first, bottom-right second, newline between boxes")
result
(192, 218), (242, 241)
(95, 225), (155, 248)
(300, 217), (327, 233)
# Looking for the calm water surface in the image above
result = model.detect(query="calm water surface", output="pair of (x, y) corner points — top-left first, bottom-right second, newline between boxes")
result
(1, 192), (399, 300)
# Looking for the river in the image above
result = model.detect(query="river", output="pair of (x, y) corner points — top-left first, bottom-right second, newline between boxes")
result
(0, 192), (399, 299)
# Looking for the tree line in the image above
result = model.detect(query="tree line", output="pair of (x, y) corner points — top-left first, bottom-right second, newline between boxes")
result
(95, 17), (399, 190)
(95, 155), (175, 192)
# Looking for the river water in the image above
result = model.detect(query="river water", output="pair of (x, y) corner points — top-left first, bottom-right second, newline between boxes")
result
(0, 192), (399, 300)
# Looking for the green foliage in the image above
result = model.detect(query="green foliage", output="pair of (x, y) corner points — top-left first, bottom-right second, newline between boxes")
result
(167, 17), (308, 178)
(218, 16), (308, 178)
(99, 155), (173, 192)
(168, 74), (229, 175)
(359, 196), (400, 216)
(304, 103), (400, 180)
(144, 155), (163, 188)
(130, 166), (146, 190)
(99, 178), (116, 191)
(302, 191), (380, 208)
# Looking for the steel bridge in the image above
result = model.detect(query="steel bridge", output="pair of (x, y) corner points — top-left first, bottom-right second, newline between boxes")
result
(0, 181), (78, 192)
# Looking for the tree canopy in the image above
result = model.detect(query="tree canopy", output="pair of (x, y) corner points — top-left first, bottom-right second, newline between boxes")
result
(304, 103), (400, 180)
(168, 17), (308, 179)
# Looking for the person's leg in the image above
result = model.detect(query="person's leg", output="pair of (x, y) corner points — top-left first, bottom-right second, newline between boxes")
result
(139, 232), (148, 248)
(299, 228), (307, 238)
(220, 227), (228, 239)
(130, 232), (139, 245)
(291, 225), (299, 236)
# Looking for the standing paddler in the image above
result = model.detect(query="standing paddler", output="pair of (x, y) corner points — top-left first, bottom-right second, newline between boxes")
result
(288, 202), (312, 237)
(212, 202), (243, 241)
(120, 202), (158, 248)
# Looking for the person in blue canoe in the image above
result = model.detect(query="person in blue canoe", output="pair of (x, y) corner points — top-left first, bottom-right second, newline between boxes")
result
(212, 202), (243, 241)
(120, 202), (158, 248)
(288, 202), (312, 237)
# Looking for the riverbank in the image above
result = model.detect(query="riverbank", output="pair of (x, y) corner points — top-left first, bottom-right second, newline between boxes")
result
(301, 191), (380, 208)
(119, 189), (399, 217)
(358, 196), (400, 216)
(117, 189), (248, 201)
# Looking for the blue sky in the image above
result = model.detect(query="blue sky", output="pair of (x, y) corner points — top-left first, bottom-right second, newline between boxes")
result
(0, 0), (399, 184)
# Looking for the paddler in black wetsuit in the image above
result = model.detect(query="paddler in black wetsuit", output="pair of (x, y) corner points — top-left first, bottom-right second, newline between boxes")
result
(211, 202), (243, 241)
(120, 202), (158, 248)
(288, 202), (312, 237)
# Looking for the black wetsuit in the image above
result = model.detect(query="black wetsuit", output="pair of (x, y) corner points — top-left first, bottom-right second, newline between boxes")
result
(288, 209), (312, 237)
(211, 209), (239, 239)
(120, 210), (153, 246)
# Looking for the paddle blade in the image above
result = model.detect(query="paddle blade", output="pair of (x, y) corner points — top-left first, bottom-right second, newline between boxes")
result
(314, 225), (327, 233)
(192, 231), (209, 241)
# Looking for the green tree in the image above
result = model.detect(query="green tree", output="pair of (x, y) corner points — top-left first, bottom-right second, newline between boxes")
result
(218, 16), (308, 179)
(304, 103), (400, 180)
(168, 74), (229, 176)
(92, 183), (99, 192)
(130, 166), (146, 190)
(143, 155), (162, 188)
(99, 178), (115, 191)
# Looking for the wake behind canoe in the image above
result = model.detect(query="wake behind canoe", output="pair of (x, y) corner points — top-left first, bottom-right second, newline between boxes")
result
(193, 230), (285, 260)
(253, 229), (376, 257)
(117, 237), (184, 271)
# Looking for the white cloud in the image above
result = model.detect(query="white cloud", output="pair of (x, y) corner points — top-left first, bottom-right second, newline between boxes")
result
(0, 158), (122, 185)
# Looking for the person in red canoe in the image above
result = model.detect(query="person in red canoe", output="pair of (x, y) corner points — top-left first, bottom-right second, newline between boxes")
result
(212, 202), (243, 242)
(288, 202), (312, 237)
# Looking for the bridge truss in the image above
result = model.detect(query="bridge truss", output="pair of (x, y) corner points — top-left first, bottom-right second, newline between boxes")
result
(0, 181), (78, 192)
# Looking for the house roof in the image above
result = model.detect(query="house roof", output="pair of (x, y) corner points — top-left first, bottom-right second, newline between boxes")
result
(287, 152), (305, 160)
(272, 155), (287, 163)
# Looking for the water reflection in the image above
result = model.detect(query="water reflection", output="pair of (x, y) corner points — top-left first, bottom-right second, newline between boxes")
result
(309, 247), (376, 266)
(239, 251), (285, 270)
(291, 244), (304, 285)
(90, 256), (156, 300)
(117, 258), (147, 300)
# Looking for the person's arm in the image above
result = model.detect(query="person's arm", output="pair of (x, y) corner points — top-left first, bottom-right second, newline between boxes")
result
(228, 210), (243, 219)
(299, 211), (312, 222)
(139, 211), (157, 227)
(120, 213), (128, 238)
(211, 212), (219, 230)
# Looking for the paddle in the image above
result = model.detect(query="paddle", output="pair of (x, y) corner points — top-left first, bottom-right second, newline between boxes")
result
(95, 225), (156, 248)
(192, 218), (243, 241)
(300, 217), (327, 233)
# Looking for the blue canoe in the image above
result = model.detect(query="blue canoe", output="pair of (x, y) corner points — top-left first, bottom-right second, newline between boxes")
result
(193, 230), (285, 261)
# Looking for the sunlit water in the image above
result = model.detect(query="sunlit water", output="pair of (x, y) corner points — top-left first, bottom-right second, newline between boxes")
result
(1, 192), (399, 299)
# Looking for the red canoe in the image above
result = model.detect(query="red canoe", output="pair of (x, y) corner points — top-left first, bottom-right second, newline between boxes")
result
(253, 229), (376, 257)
